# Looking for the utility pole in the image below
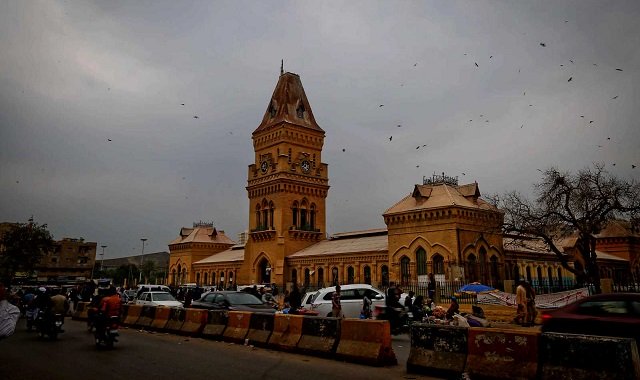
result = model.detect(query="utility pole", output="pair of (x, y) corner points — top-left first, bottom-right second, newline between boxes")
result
(100, 245), (107, 272)
(139, 238), (147, 284)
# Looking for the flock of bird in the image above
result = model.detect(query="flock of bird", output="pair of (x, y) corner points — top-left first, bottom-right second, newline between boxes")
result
(373, 36), (635, 175)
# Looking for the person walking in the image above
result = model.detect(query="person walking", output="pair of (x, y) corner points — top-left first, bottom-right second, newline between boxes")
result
(524, 281), (537, 326)
(289, 283), (302, 314)
(514, 279), (527, 326)
(331, 284), (342, 318)
(361, 293), (372, 319)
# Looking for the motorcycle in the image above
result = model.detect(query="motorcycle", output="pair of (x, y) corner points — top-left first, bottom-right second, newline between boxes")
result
(36, 311), (64, 340)
(94, 315), (120, 349)
(375, 305), (409, 335)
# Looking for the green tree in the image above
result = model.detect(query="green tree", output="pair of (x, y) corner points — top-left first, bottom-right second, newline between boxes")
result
(493, 164), (640, 293)
(0, 220), (54, 284)
(140, 260), (156, 283)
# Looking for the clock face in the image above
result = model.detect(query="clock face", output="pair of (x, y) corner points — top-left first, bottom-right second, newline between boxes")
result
(260, 161), (269, 173)
(301, 160), (311, 173)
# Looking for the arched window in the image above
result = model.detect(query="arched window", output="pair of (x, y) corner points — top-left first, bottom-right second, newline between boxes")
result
(228, 271), (234, 286)
(300, 201), (308, 229)
(291, 268), (298, 284)
(416, 248), (427, 276)
(317, 268), (324, 287)
(347, 266), (355, 284)
(381, 265), (389, 286)
(536, 266), (543, 286)
(269, 201), (275, 230)
(331, 267), (338, 286)
(172, 269), (177, 285)
(525, 266), (532, 283)
(304, 268), (310, 286)
(310, 204), (316, 230)
(211, 272), (216, 286)
(400, 256), (411, 286)
(467, 254), (477, 282)
(262, 200), (269, 229)
(204, 272), (208, 285)
(490, 256), (499, 287)
(255, 204), (261, 229)
(196, 272), (200, 285)
(479, 247), (487, 283)
(292, 201), (299, 228)
(547, 267), (553, 288)
(433, 254), (444, 275)
(557, 267), (563, 285)
(363, 265), (371, 285)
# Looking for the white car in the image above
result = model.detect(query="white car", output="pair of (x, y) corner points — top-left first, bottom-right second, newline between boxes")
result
(136, 291), (183, 308)
(309, 284), (386, 318)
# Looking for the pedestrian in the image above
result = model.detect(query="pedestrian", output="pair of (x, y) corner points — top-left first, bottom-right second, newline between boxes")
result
(427, 273), (436, 301)
(361, 293), (372, 319)
(404, 290), (415, 308)
(411, 295), (425, 322)
(331, 284), (342, 318)
(445, 296), (459, 320)
(271, 283), (279, 297)
(0, 281), (20, 340)
(289, 283), (301, 314)
(184, 288), (193, 308)
(524, 281), (537, 326)
(514, 279), (527, 326)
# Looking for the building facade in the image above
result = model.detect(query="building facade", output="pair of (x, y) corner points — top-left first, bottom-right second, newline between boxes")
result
(169, 71), (637, 291)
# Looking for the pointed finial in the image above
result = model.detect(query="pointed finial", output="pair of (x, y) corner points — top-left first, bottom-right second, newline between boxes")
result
(280, 59), (284, 75)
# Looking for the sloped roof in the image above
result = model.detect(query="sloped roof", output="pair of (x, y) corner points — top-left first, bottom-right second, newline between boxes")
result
(194, 245), (245, 264)
(169, 226), (235, 246)
(596, 219), (639, 238)
(289, 231), (388, 258)
(253, 72), (324, 135)
(384, 182), (497, 215)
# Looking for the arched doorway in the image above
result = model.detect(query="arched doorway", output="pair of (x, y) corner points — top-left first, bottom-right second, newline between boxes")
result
(363, 266), (371, 285)
(304, 268), (310, 286)
(258, 257), (271, 284)
(400, 256), (410, 286)
(331, 267), (338, 286)
(432, 254), (445, 275)
(467, 254), (477, 282)
(291, 269), (298, 284)
(317, 267), (324, 287)
(347, 266), (355, 284)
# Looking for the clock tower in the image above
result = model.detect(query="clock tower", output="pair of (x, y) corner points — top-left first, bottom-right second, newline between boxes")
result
(241, 72), (329, 286)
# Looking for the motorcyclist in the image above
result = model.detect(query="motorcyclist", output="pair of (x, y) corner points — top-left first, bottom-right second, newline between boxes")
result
(96, 286), (121, 340)
(50, 288), (69, 331)
(35, 287), (52, 316)
(87, 287), (107, 331)
(385, 282), (402, 330)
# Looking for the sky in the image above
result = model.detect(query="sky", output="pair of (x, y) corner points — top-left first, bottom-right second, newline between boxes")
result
(1, 1), (639, 259)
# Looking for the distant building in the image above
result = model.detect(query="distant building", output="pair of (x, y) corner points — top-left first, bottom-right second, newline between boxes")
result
(38, 238), (97, 283)
(101, 251), (170, 285)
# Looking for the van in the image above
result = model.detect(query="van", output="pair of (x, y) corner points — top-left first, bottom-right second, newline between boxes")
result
(136, 284), (171, 298)
(310, 284), (385, 318)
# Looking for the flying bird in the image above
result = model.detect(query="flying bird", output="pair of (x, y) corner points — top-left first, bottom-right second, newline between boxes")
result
(416, 146), (420, 149)
(181, 103), (185, 106)
(569, 60), (574, 64)
(580, 115), (584, 118)
(489, 55), (493, 59)
(593, 63), (598, 66)
(589, 121), (594, 123)
(568, 77), (573, 82)
(193, 116), (199, 119)
(607, 137), (611, 140)
(379, 104), (384, 107)
(633, 165), (636, 169)
(422, 145), (427, 147)
(414, 63), (417, 67)
(342, 148), (346, 152)
(539, 42), (546, 47)
(389, 136), (392, 141)
(469, 120), (473, 122)
(461, 173), (466, 176)
(537, 169), (543, 172)
(397, 124), (402, 128)
(520, 125), (524, 128)
(475, 62), (479, 67)
(523, 91), (526, 96)
(616, 68), (623, 71)
(612, 163), (616, 166)
(416, 165), (420, 168)
(612, 96), (618, 99)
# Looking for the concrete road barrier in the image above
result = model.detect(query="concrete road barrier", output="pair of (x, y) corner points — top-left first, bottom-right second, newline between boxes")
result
(268, 314), (304, 351)
(123, 304), (143, 326)
(137, 305), (156, 328)
(151, 306), (171, 330)
(407, 324), (468, 378)
(246, 312), (274, 347)
(180, 308), (208, 335)
(540, 332), (640, 380)
(297, 316), (340, 357)
(336, 319), (396, 366)
(465, 327), (539, 379)
(222, 311), (251, 344)
(165, 307), (186, 333)
(202, 310), (228, 339)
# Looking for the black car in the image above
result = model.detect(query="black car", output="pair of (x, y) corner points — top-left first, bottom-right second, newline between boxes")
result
(541, 292), (640, 345)
(190, 291), (276, 313)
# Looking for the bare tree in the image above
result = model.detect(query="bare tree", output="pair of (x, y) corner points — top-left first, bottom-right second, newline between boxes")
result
(492, 164), (640, 293)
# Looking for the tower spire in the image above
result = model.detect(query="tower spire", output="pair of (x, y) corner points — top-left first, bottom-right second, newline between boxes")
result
(280, 59), (284, 75)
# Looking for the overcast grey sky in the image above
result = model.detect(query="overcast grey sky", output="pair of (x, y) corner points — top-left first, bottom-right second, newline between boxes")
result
(1, 1), (639, 259)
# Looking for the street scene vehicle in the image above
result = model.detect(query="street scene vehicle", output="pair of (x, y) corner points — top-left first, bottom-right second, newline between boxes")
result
(541, 292), (640, 345)
(190, 291), (276, 313)
(36, 311), (64, 340)
(135, 291), (183, 308)
(94, 315), (120, 349)
(310, 284), (386, 318)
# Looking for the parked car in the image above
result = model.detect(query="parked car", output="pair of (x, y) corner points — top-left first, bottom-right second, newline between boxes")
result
(541, 293), (640, 345)
(190, 291), (276, 313)
(136, 291), (183, 308)
(310, 284), (386, 318)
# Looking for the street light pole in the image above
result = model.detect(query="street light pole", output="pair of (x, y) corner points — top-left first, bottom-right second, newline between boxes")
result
(100, 245), (107, 272)
(139, 238), (147, 284)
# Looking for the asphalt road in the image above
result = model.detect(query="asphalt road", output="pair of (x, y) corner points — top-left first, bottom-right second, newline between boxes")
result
(0, 318), (438, 380)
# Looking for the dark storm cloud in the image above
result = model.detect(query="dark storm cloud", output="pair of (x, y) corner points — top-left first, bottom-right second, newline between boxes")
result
(1, 1), (639, 257)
